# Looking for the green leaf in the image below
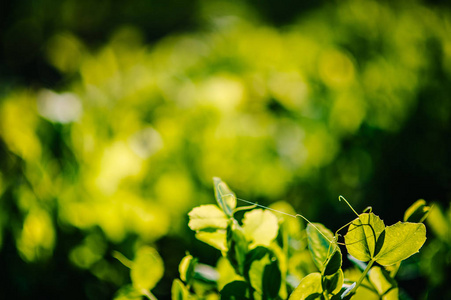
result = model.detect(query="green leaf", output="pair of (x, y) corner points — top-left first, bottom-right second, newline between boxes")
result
(114, 285), (142, 300)
(244, 246), (271, 280)
(262, 259), (282, 299)
(306, 223), (337, 272)
(188, 204), (228, 231)
(220, 281), (250, 300)
(368, 266), (398, 300)
(344, 213), (385, 262)
(404, 199), (430, 223)
(323, 249), (342, 276)
(322, 269), (344, 295)
(178, 254), (197, 283)
(131, 246), (164, 292)
(227, 220), (248, 275)
(426, 203), (450, 243)
(195, 230), (227, 252)
(242, 209), (279, 248)
(249, 253), (271, 296)
(374, 222), (426, 266)
(213, 177), (236, 217)
(171, 279), (189, 300)
(288, 272), (323, 300)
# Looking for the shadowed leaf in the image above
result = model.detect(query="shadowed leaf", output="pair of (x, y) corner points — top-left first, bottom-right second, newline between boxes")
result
(344, 213), (385, 262)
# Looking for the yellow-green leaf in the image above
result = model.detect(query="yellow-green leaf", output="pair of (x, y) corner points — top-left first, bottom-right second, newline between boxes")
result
(195, 230), (227, 252)
(404, 199), (430, 223)
(374, 222), (426, 266)
(323, 269), (344, 295)
(131, 246), (164, 292)
(306, 223), (337, 273)
(426, 203), (450, 243)
(249, 252), (271, 295)
(188, 204), (228, 231)
(288, 272), (322, 300)
(344, 213), (385, 262)
(213, 177), (236, 217)
(242, 209), (279, 248)
(368, 266), (398, 300)
(178, 254), (197, 283)
(171, 279), (189, 300)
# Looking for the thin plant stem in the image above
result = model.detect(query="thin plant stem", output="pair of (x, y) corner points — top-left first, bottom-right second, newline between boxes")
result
(339, 195), (360, 217)
(353, 259), (375, 293)
(142, 290), (158, 300)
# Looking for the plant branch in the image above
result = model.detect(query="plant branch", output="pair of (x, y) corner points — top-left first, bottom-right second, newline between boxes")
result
(353, 259), (375, 293)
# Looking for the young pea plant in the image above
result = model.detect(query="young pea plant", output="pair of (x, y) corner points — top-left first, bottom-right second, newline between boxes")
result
(178, 177), (428, 300)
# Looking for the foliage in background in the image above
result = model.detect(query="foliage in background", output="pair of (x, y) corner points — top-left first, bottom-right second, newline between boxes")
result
(0, 0), (450, 299)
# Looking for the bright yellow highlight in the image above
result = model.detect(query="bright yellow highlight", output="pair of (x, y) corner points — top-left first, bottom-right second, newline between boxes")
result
(17, 208), (55, 262)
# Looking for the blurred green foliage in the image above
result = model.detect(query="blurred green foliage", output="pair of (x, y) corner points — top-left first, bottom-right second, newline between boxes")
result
(0, 0), (450, 299)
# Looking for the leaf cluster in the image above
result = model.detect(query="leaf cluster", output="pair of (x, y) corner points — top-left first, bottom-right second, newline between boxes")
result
(177, 179), (428, 300)
(112, 179), (429, 300)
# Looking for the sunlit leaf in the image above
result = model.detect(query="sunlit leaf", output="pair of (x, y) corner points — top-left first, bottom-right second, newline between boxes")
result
(368, 266), (398, 300)
(179, 254), (197, 283)
(404, 199), (430, 223)
(374, 222), (426, 266)
(242, 209), (279, 248)
(195, 230), (227, 252)
(131, 246), (164, 292)
(306, 223), (337, 272)
(171, 279), (189, 300)
(288, 272), (322, 300)
(344, 213), (385, 262)
(213, 177), (236, 217)
(188, 205), (228, 231)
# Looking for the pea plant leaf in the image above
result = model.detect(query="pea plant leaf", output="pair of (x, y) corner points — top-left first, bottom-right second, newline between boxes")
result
(323, 248), (342, 276)
(171, 279), (189, 300)
(227, 220), (248, 275)
(221, 281), (250, 300)
(368, 266), (398, 300)
(322, 269), (344, 295)
(306, 223), (337, 273)
(249, 252), (271, 297)
(213, 177), (236, 217)
(403, 199), (430, 223)
(374, 222), (426, 266)
(244, 246), (271, 281)
(262, 259), (282, 299)
(178, 254), (197, 284)
(242, 209), (279, 248)
(188, 204), (228, 231)
(195, 230), (227, 252)
(130, 246), (164, 292)
(344, 213), (385, 262)
(288, 272), (322, 300)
